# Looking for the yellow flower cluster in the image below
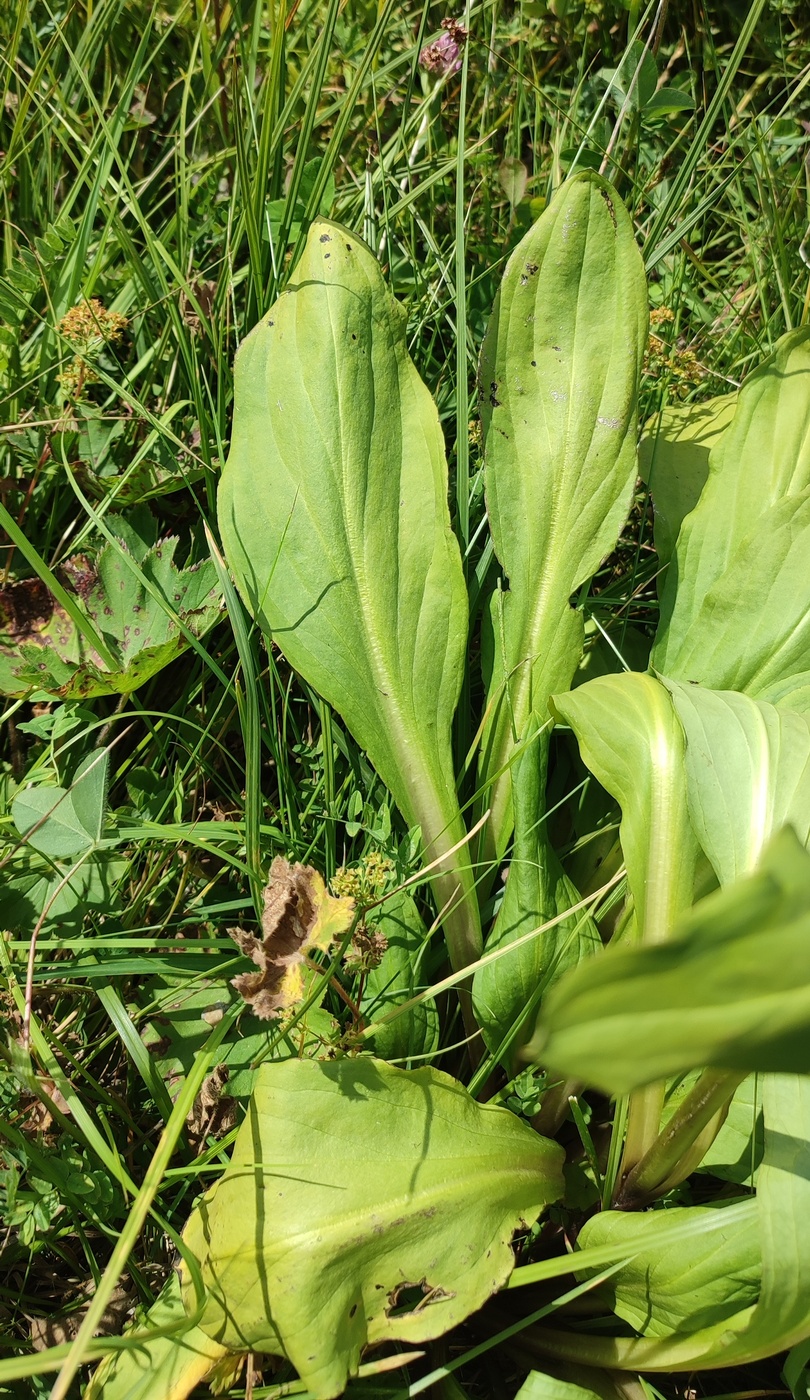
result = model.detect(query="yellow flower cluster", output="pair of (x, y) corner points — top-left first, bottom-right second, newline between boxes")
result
(644, 306), (703, 391)
(331, 851), (394, 904)
(56, 298), (128, 403)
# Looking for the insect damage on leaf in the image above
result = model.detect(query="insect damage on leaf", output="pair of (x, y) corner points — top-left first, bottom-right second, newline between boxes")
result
(229, 857), (355, 1019)
(0, 518), (220, 699)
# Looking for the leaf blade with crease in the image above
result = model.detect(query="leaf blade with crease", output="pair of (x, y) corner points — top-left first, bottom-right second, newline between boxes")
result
(477, 171), (647, 863)
(217, 219), (480, 973)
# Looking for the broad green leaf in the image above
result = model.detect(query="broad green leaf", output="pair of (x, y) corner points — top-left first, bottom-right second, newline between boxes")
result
(664, 681), (810, 885)
(577, 1199), (759, 1338)
(0, 850), (126, 934)
(601, 42), (659, 112)
(656, 489), (810, 708)
(638, 392), (736, 566)
(526, 1075), (810, 1370)
(85, 1273), (235, 1400)
(12, 750), (109, 859)
(498, 156), (529, 207)
(551, 674), (698, 945)
(217, 220), (480, 971)
(653, 330), (810, 695)
(0, 524), (220, 699)
(528, 829), (810, 1094)
(179, 1056), (564, 1399)
(477, 172), (647, 861)
(361, 890), (440, 1062)
(67, 748), (110, 844)
(642, 87), (695, 117)
(515, 1372), (613, 1400)
(472, 722), (600, 1065)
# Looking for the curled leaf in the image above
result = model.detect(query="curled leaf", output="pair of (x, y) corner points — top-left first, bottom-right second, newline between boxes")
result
(229, 857), (355, 1019)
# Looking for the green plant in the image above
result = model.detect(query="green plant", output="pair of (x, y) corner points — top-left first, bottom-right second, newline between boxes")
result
(3, 3), (810, 1397)
(81, 157), (810, 1400)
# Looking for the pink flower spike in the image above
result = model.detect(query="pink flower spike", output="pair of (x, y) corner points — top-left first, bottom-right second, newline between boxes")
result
(419, 18), (468, 76)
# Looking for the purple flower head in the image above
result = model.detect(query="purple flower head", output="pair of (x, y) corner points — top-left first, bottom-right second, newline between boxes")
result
(420, 18), (469, 77)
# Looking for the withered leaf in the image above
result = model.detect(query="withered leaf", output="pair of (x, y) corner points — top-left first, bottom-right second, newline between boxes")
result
(229, 857), (355, 1019)
(186, 1064), (238, 1151)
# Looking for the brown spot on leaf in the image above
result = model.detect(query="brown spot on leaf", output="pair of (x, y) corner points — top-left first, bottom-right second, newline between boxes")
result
(229, 857), (355, 1019)
(599, 187), (617, 228)
(0, 578), (54, 636)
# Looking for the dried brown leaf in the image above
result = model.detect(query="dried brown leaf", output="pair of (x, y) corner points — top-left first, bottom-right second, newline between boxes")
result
(229, 857), (355, 1019)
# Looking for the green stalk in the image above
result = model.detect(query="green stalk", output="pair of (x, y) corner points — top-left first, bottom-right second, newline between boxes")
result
(616, 1069), (747, 1209)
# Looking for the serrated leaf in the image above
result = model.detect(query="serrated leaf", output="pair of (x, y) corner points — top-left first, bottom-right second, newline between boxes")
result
(477, 171), (647, 861)
(0, 520), (220, 699)
(217, 219), (480, 974)
(179, 1056), (564, 1398)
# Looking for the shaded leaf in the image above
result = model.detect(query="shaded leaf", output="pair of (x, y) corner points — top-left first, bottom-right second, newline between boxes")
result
(577, 1200), (759, 1338)
(0, 850), (126, 934)
(140, 974), (336, 1101)
(638, 392), (736, 567)
(180, 1056), (564, 1398)
(498, 157), (529, 207)
(12, 749), (109, 859)
(229, 857), (354, 1019)
(528, 829), (810, 1094)
(84, 1272), (234, 1400)
(360, 890), (440, 1062)
(663, 1072), (763, 1185)
(477, 172), (647, 861)
(472, 722), (600, 1066)
(528, 1076), (810, 1369)
(643, 87), (695, 117)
